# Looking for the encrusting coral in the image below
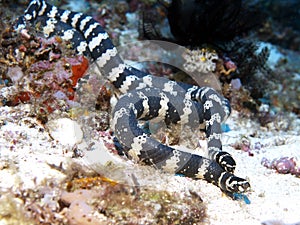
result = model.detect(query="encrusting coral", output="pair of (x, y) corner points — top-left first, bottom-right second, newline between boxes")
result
(182, 48), (218, 74)
(0, 27), (89, 122)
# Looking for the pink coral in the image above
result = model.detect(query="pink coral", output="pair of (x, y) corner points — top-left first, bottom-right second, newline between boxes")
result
(231, 136), (254, 156)
(261, 157), (300, 176)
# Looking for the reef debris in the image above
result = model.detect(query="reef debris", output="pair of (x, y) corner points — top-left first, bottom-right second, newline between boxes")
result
(60, 183), (207, 225)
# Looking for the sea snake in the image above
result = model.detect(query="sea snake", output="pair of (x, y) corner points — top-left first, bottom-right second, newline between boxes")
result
(16, 0), (250, 194)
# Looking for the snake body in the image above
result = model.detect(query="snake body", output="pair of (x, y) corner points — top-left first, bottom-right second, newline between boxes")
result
(16, 0), (250, 194)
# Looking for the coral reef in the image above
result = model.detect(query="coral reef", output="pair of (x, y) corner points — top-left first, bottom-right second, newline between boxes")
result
(0, 25), (89, 122)
(261, 157), (300, 177)
(1, 0), (300, 224)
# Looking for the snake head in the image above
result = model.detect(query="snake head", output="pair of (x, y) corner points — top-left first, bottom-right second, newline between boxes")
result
(226, 176), (251, 193)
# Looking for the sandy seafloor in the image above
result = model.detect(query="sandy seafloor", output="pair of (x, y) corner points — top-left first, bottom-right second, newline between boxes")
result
(0, 103), (299, 224)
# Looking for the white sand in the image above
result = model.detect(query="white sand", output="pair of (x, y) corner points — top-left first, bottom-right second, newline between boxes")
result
(0, 104), (299, 225)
